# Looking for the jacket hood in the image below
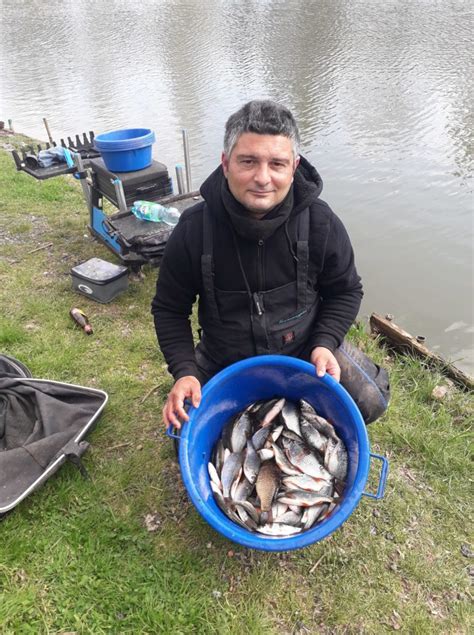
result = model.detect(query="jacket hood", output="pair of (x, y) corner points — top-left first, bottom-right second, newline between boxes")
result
(200, 154), (323, 218)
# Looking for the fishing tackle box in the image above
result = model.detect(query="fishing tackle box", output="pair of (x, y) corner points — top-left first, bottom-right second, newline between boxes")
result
(89, 157), (173, 207)
(71, 257), (129, 303)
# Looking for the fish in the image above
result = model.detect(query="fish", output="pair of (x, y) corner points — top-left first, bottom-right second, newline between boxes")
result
(221, 451), (244, 499)
(256, 523), (302, 536)
(255, 461), (280, 523)
(271, 442), (302, 476)
(208, 395), (349, 535)
(261, 398), (286, 427)
(243, 439), (261, 485)
(251, 425), (272, 451)
(299, 400), (339, 441)
(301, 503), (329, 529)
(258, 448), (275, 461)
(299, 417), (328, 455)
(229, 411), (252, 453)
(280, 400), (301, 436)
(282, 438), (333, 481)
(324, 438), (348, 481)
(282, 474), (332, 494)
(277, 491), (334, 508)
(235, 499), (260, 524)
(208, 462), (222, 491)
(271, 424), (284, 442)
(273, 508), (303, 527)
(233, 475), (254, 502)
(212, 438), (226, 473)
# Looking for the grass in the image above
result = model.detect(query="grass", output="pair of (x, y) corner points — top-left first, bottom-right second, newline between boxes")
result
(0, 135), (472, 634)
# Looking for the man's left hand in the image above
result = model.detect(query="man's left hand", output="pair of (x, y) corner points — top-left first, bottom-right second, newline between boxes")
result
(310, 346), (341, 382)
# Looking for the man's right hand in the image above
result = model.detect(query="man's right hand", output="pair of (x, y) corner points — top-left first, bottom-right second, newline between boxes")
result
(163, 376), (202, 429)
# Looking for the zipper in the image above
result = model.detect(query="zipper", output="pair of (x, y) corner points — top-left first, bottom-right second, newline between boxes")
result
(257, 239), (264, 291)
(253, 292), (263, 316)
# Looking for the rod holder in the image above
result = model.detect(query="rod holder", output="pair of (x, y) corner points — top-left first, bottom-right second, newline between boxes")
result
(111, 178), (128, 214)
(182, 129), (192, 193)
(43, 118), (54, 144)
(175, 164), (185, 195)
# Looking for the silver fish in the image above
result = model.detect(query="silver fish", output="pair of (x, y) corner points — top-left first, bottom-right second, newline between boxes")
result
(324, 438), (348, 481)
(271, 501), (289, 518)
(211, 481), (229, 516)
(299, 417), (328, 455)
(235, 499), (260, 524)
(271, 424), (284, 442)
(251, 425), (272, 451)
(278, 490), (333, 508)
(302, 503), (328, 529)
(282, 474), (332, 494)
(261, 398), (286, 427)
(230, 471), (242, 500)
(271, 442), (301, 476)
(258, 448), (275, 461)
(221, 451), (244, 499)
(212, 438), (226, 473)
(283, 438), (333, 481)
(256, 523), (302, 536)
(243, 439), (261, 485)
(280, 400), (301, 436)
(229, 411), (252, 453)
(300, 400), (339, 441)
(273, 509), (303, 527)
(208, 462), (222, 491)
(233, 475), (254, 503)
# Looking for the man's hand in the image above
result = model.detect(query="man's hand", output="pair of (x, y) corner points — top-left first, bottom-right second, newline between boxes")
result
(310, 346), (341, 382)
(163, 376), (201, 429)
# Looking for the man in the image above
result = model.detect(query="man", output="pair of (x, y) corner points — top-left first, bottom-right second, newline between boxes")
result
(152, 100), (389, 429)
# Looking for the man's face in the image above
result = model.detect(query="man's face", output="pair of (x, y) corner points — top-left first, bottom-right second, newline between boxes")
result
(222, 132), (300, 217)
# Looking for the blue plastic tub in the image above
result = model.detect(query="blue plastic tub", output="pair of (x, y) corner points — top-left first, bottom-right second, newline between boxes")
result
(169, 355), (388, 552)
(94, 128), (155, 172)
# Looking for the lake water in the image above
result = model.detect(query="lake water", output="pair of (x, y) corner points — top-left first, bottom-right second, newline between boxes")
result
(1, 0), (473, 375)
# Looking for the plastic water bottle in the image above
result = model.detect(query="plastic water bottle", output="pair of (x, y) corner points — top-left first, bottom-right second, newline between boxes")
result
(131, 200), (181, 226)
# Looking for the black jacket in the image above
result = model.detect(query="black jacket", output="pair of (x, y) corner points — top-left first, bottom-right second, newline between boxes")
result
(151, 156), (363, 380)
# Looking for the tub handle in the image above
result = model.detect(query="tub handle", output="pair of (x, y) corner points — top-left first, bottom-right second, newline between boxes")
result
(362, 453), (389, 499)
(164, 399), (192, 441)
(165, 425), (181, 440)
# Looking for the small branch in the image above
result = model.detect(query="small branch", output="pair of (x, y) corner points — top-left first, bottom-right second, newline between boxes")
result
(27, 242), (53, 255)
(309, 554), (325, 574)
(140, 384), (161, 404)
(105, 442), (132, 452)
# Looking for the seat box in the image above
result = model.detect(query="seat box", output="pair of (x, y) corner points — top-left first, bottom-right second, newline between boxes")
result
(89, 157), (173, 207)
(71, 258), (128, 303)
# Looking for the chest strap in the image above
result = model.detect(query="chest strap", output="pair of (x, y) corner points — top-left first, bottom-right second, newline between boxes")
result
(201, 204), (220, 320)
(296, 207), (310, 310)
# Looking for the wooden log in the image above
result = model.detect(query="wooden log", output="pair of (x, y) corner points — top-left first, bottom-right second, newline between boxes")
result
(369, 312), (474, 391)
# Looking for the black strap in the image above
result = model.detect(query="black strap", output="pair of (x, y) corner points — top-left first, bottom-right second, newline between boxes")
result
(201, 204), (220, 320)
(296, 208), (310, 310)
(63, 440), (91, 480)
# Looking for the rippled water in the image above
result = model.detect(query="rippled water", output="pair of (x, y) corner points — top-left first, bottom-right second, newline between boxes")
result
(1, 0), (473, 374)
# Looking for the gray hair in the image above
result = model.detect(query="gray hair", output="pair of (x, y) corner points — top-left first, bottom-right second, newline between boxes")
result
(223, 100), (300, 158)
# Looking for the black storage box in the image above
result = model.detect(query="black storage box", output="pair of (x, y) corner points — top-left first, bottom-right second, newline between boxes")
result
(71, 258), (129, 303)
(89, 157), (173, 207)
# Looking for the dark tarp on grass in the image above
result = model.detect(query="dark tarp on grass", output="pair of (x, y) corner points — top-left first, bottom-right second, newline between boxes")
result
(0, 354), (108, 517)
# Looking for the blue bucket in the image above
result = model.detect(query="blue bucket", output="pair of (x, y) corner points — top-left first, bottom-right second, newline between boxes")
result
(94, 128), (155, 172)
(169, 355), (388, 552)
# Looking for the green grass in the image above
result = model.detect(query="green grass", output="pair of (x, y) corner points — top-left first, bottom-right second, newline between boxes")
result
(0, 136), (472, 634)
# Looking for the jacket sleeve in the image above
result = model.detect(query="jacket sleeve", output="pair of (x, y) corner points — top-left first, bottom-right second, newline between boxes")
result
(308, 209), (363, 352)
(150, 211), (202, 381)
